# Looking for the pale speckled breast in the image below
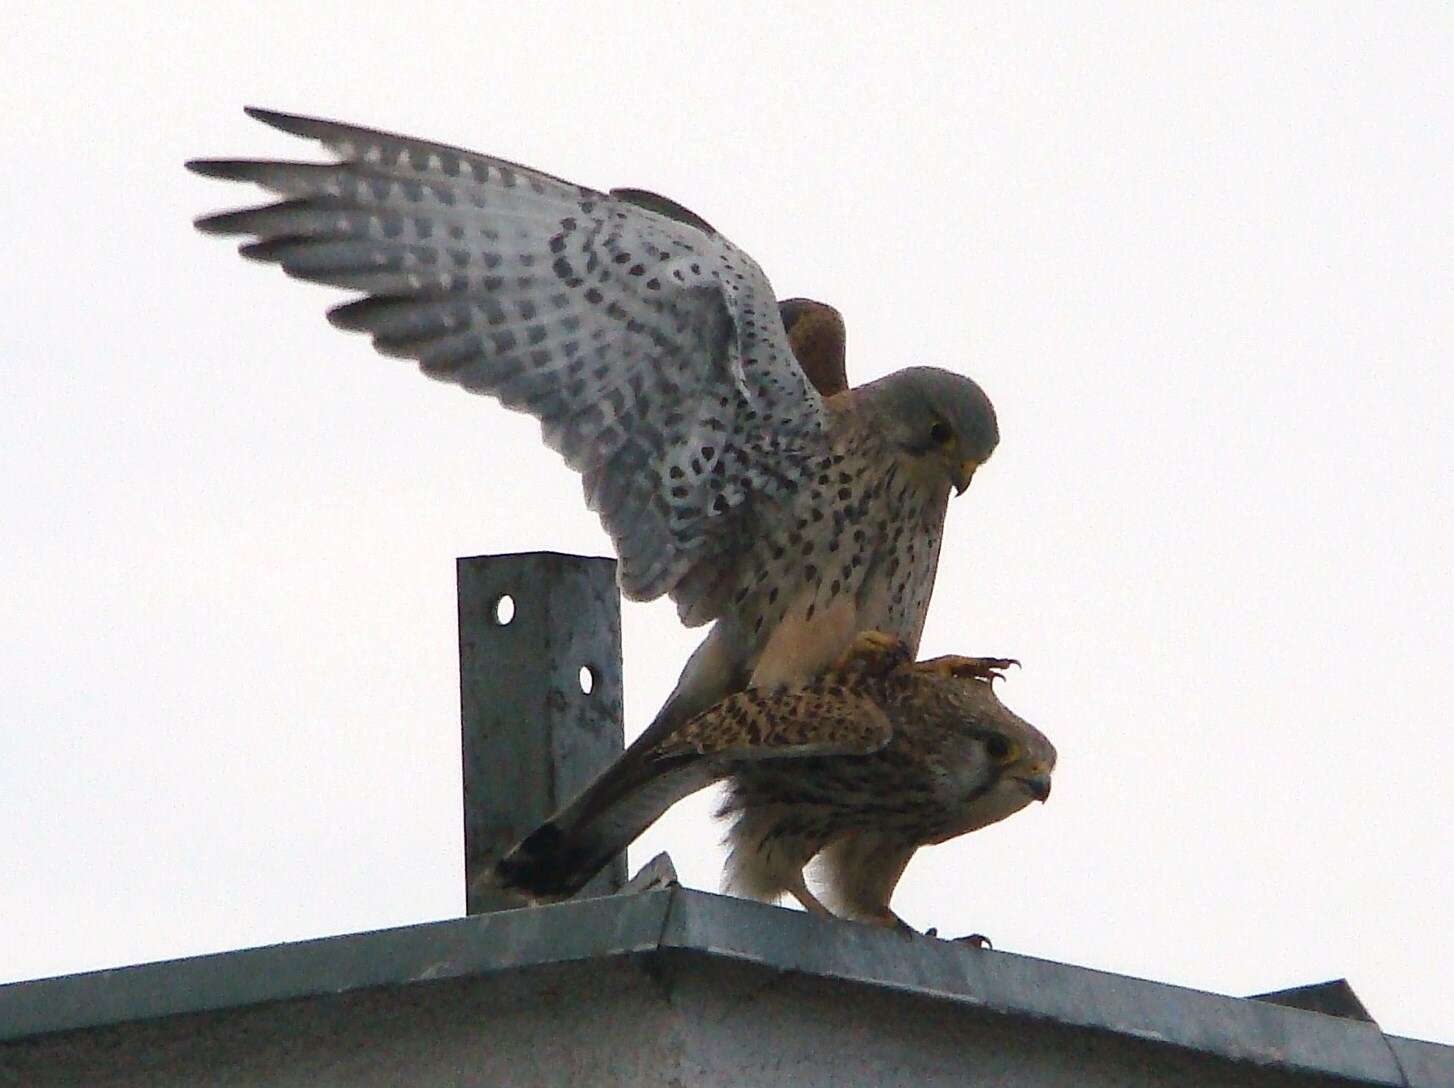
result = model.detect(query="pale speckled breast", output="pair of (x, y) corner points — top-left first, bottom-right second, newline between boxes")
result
(728, 421), (951, 681)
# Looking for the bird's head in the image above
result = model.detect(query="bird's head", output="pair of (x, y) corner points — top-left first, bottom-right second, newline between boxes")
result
(862, 367), (999, 496)
(914, 665), (1056, 836)
(976, 717), (1056, 810)
(960, 712), (1056, 834)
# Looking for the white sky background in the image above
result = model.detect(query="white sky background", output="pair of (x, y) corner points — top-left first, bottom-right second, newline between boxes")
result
(3, 2), (1450, 1045)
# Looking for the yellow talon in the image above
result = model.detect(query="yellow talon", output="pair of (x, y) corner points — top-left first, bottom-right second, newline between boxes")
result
(918, 655), (1019, 682)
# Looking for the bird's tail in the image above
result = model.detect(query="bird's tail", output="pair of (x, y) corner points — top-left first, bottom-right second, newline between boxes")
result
(493, 622), (747, 900)
(492, 747), (709, 901)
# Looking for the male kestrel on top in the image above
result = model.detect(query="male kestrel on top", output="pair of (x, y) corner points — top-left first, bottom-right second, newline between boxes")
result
(497, 631), (1054, 926)
(189, 110), (1001, 876)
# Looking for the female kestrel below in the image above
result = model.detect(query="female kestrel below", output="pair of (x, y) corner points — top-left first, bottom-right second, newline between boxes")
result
(497, 631), (1054, 928)
(190, 109), (1002, 860)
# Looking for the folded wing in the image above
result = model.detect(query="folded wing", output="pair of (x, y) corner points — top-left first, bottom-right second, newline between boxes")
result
(493, 677), (892, 900)
(655, 678), (894, 763)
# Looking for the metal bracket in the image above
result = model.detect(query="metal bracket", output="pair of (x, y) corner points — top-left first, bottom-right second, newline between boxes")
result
(457, 552), (625, 913)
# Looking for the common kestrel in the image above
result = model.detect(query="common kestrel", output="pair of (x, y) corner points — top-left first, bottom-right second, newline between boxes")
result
(497, 631), (1053, 927)
(189, 110), (1001, 874)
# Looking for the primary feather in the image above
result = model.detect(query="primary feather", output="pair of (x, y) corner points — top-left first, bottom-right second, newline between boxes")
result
(191, 108), (827, 610)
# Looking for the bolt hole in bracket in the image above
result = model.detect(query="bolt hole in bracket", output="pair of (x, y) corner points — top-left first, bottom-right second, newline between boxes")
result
(491, 595), (595, 695)
(493, 594), (515, 625)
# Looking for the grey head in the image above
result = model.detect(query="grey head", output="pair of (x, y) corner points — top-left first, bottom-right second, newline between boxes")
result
(858, 366), (1000, 495)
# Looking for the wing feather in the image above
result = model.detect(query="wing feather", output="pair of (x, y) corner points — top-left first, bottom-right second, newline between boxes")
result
(657, 679), (895, 763)
(190, 108), (828, 612)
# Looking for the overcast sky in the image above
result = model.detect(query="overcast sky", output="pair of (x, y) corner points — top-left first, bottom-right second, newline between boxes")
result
(3, 2), (1450, 1045)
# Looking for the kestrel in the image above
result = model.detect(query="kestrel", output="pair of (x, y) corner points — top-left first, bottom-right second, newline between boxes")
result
(497, 631), (1054, 928)
(189, 109), (1000, 865)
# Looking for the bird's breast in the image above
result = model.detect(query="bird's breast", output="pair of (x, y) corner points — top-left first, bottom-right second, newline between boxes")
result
(729, 439), (950, 689)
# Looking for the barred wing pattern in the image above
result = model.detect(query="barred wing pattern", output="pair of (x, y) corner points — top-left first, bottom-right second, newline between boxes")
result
(191, 109), (828, 609)
(654, 678), (894, 763)
(492, 675), (896, 899)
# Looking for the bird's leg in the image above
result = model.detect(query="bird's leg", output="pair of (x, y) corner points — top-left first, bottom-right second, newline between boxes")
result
(848, 907), (923, 939)
(832, 630), (912, 676)
(783, 872), (835, 918)
(916, 655), (1019, 682)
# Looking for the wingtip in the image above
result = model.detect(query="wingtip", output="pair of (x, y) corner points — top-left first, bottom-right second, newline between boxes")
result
(187, 110), (323, 172)
(326, 297), (371, 331)
(193, 208), (254, 235)
(185, 158), (237, 179)
(245, 106), (350, 144)
(184, 159), (288, 185)
(243, 105), (307, 133)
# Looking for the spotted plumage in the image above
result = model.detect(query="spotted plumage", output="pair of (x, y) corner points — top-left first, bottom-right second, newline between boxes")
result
(496, 631), (1054, 928)
(190, 109), (1002, 887)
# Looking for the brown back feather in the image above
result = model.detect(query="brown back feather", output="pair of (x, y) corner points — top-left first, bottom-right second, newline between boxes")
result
(779, 298), (848, 397)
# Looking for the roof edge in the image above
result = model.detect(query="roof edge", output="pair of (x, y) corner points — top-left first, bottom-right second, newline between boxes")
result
(2, 888), (1449, 1087)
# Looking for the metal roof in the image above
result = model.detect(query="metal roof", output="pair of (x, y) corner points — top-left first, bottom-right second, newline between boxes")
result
(3, 886), (1447, 1086)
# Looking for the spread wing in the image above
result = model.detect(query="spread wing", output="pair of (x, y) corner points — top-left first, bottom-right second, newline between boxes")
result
(655, 678), (894, 763)
(189, 108), (828, 611)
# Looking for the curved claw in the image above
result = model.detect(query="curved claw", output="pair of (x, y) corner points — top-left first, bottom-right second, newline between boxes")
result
(922, 925), (993, 948)
(917, 655), (1020, 683)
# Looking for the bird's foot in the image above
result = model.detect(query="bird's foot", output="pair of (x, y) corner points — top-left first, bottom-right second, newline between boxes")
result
(861, 910), (936, 940)
(917, 655), (1019, 683)
(833, 630), (912, 676)
(846, 907), (920, 937)
(882, 912), (920, 939)
(923, 927), (993, 949)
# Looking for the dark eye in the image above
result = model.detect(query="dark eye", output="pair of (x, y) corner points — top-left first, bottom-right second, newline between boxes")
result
(930, 421), (954, 445)
(985, 735), (1013, 762)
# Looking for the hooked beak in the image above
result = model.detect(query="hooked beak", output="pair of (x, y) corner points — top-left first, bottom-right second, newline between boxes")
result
(1016, 765), (1053, 803)
(951, 459), (978, 496)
